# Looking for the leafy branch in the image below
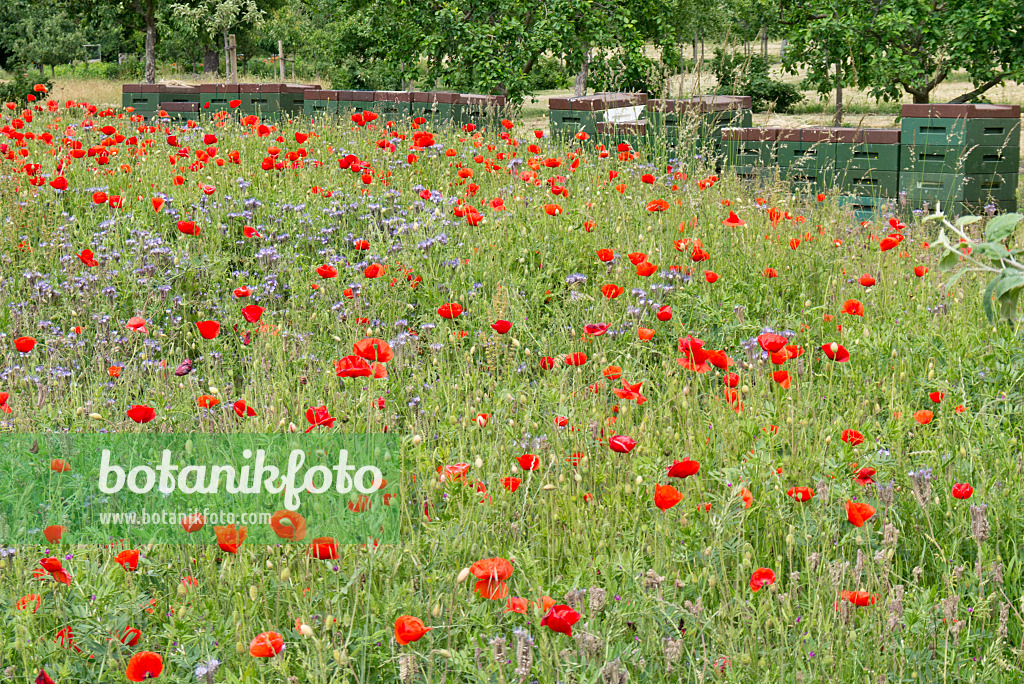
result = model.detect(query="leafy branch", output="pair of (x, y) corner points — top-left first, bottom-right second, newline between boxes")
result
(928, 209), (1024, 323)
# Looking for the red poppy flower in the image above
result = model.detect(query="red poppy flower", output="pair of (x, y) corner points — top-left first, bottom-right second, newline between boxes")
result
(841, 590), (877, 607)
(305, 406), (335, 432)
(846, 500), (876, 527)
(40, 557), (71, 584)
(126, 405), (155, 424)
(584, 323), (609, 336)
(841, 429), (864, 446)
(951, 483), (973, 500)
(438, 302), (463, 319)
(763, 267), (778, 278)
(543, 203), (562, 216)
(771, 370), (792, 388)
(126, 652), (163, 682)
(353, 338), (394, 362)
(181, 512), (205, 533)
(929, 391), (944, 403)
(316, 264), (338, 278)
(517, 454), (540, 471)
(654, 483), (683, 510)
(787, 486), (814, 502)
(636, 261), (658, 276)
(309, 537), (339, 560)
(176, 220), (199, 236)
(249, 631), (284, 657)
(841, 300), (864, 316)
(855, 467), (876, 485)
(394, 616), (431, 645)
(214, 525), (247, 553)
(43, 525), (65, 543)
(118, 626), (142, 646)
(504, 597), (530, 614)
(859, 274), (876, 287)
(596, 248), (614, 262)
(646, 198), (669, 212)
(914, 410), (933, 425)
(601, 283), (624, 299)
(914, 265), (928, 277)
(757, 333), (787, 353)
(196, 320), (220, 339)
(471, 557), (513, 600)
(78, 249), (99, 267)
(232, 400), (257, 417)
(564, 352), (587, 366)
(749, 568), (775, 592)
(14, 336), (36, 353)
(723, 211), (746, 227)
(608, 434), (636, 453)
(502, 476), (522, 491)
(127, 316), (148, 333)
(115, 549), (140, 571)
(16, 594), (41, 612)
(704, 270), (719, 283)
(822, 343), (850, 362)
(335, 355), (373, 378)
(540, 604), (581, 636)
(241, 305), (264, 323)
(491, 319), (512, 334)
(539, 356), (555, 370)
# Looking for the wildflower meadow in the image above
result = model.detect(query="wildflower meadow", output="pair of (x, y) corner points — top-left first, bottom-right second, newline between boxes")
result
(1, 90), (1024, 684)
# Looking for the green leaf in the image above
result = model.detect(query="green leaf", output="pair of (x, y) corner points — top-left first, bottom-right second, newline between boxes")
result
(956, 215), (982, 228)
(937, 250), (960, 272)
(975, 241), (1010, 260)
(982, 274), (1000, 323)
(984, 213), (1024, 242)
(994, 274), (1024, 299)
(998, 286), (1022, 321)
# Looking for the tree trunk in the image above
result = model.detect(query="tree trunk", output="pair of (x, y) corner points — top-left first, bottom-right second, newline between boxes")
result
(679, 42), (686, 98)
(693, 33), (698, 62)
(203, 48), (219, 75)
(912, 91), (929, 104)
(834, 80), (843, 126)
(144, 3), (156, 84)
(761, 28), (768, 57)
(573, 47), (591, 97)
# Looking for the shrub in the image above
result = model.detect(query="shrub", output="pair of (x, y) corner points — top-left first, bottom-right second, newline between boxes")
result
(712, 48), (801, 113)
(526, 56), (571, 92)
(588, 49), (669, 99)
(0, 67), (52, 103)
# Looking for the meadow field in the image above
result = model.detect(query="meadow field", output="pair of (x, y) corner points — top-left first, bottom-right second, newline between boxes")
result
(0, 93), (1023, 684)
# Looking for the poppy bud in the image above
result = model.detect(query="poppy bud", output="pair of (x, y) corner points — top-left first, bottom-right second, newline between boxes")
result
(457, 567), (471, 583)
(299, 624), (314, 637)
(249, 586), (258, 601)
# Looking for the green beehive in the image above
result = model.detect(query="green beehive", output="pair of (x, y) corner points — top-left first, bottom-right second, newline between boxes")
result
(304, 90), (341, 117)
(777, 128), (836, 172)
(199, 83), (241, 117)
(834, 128), (901, 172)
(899, 144), (1019, 175)
(411, 91), (458, 126)
(596, 121), (646, 151)
(455, 94), (508, 129)
(122, 84), (161, 114)
(901, 104), (1022, 148)
(336, 91), (374, 117)
(372, 91), (413, 119)
(159, 101), (200, 122)
(549, 93), (644, 139)
(723, 127), (776, 171)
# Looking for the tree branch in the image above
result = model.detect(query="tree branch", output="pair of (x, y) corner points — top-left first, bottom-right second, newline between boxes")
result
(949, 74), (1006, 103)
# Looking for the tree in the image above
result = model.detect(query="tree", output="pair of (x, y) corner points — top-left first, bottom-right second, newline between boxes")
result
(0, 0), (86, 76)
(783, 0), (1024, 105)
(171, 0), (267, 75)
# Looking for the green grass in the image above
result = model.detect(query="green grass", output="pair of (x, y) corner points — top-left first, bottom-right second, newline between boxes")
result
(0, 103), (1022, 684)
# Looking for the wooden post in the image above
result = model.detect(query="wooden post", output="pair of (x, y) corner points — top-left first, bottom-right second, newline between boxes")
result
(228, 34), (237, 84)
(278, 41), (285, 82)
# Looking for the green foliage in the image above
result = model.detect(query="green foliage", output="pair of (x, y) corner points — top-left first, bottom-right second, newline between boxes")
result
(783, 0), (1024, 103)
(0, 68), (52, 102)
(588, 48), (670, 99)
(712, 48), (801, 113)
(525, 56), (571, 92)
(932, 212), (1024, 323)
